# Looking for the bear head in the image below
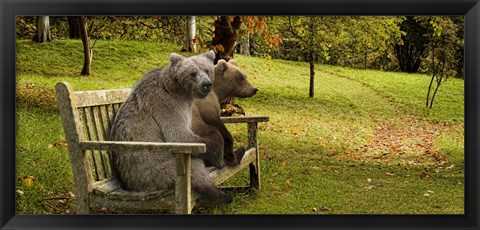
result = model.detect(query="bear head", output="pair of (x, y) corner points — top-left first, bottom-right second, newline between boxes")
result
(168, 50), (216, 99)
(213, 59), (258, 103)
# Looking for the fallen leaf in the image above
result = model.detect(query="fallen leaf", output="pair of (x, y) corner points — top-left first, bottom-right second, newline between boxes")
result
(65, 191), (75, 198)
(18, 175), (35, 187)
(312, 205), (331, 212)
(364, 185), (375, 190)
(427, 190), (434, 194)
(279, 161), (288, 168)
(330, 166), (339, 173)
(271, 185), (280, 190)
(420, 171), (430, 179)
(291, 127), (300, 135)
(423, 193), (430, 197)
(385, 172), (395, 176)
(284, 179), (293, 188)
(49, 140), (68, 149)
(16, 190), (24, 197)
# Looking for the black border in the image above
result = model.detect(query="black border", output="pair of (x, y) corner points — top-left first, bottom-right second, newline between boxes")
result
(1, 0), (479, 229)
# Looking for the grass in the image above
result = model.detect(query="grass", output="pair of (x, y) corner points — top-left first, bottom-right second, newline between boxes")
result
(15, 39), (464, 214)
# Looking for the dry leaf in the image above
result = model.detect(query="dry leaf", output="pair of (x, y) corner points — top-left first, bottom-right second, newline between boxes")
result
(385, 172), (395, 176)
(312, 205), (331, 212)
(420, 171), (430, 179)
(49, 140), (68, 149)
(284, 179), (293, 188)
(18, 175), (35, 187)
(16, 190), (25, 197)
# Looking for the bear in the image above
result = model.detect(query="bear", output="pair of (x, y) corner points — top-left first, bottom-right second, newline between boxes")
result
(191, 59), (258, 166)
(108, 50), (232, 204)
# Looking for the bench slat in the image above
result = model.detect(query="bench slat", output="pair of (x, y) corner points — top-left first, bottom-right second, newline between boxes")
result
(80, 141), (206, 154)
(92, 106), (112, 179)
(74, 89), (130, 107)
(209, 147), (257, 185)
(221, 116), (269, 124)
(92, 178), (173, 201)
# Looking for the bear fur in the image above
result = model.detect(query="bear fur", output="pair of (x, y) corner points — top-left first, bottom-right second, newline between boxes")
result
(108, 51), (231, 204)
(191, 59), (258, 166)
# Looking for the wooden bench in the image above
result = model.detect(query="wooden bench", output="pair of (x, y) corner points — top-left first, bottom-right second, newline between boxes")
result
(55, 82), (268, 214)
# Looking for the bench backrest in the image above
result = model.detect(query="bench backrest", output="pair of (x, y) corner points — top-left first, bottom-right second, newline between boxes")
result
(56, 82), (131, 184)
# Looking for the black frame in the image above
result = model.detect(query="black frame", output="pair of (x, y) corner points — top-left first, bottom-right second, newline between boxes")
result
(1, 0), (479, 229)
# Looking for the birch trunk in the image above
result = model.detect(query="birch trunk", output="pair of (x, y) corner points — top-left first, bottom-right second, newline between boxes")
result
(34, 16), (52, 43)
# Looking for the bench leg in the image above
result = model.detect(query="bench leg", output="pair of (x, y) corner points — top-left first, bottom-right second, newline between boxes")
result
(248, 122), (261, 190)
(175, 153), (192, 214)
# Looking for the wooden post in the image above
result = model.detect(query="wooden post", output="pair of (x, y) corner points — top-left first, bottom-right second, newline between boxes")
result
(247, 122), (260, 189)
(175, 153), (192, 214)
(55, 82), (92, 214)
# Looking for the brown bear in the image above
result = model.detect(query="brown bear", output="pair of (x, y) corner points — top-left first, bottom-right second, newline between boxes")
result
(109, 51), (231, 204)
(192, 59), (258, 166)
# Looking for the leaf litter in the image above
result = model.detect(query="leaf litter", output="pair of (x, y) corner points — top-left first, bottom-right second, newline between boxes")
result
(330, 113), (461, 168)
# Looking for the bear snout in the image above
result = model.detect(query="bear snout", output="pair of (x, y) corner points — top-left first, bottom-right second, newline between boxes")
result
(202, 82), (213, 92)
(196, 81), (213, 98)
(250, 87), (258, 96)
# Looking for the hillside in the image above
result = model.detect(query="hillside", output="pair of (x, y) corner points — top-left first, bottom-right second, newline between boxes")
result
(16, 39), (464, 214)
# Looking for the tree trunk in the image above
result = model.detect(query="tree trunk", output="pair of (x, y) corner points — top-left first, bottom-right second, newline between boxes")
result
(309, 51), (315, 98)
(364, 49), (368, 69)
(239, 32), (250, 56)
(184, 16), (196, 52)
(212, 16), (242, 64)
(429, 80), (442, 109)
(67, 16), (80, 39)
(34, 16), (52, 43)
(78, 16), (92, 76)
(426, 74), (435, 107)
(426, 42), (435, 108)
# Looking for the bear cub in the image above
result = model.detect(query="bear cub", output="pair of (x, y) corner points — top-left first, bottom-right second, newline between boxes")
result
(109, 51), (231, 204)
(192, 59), (258, 166)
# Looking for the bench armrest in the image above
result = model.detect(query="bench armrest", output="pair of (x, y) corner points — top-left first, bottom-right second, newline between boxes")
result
(79, 140), (206, 154)
(221, 116), (269, 124)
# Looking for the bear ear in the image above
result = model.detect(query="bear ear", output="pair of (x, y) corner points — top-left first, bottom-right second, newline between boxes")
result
(227, 59), (238, 66)
(203, 50), (216, 62)
(215, 59), (229, 74)
(169, 53), (184, 66)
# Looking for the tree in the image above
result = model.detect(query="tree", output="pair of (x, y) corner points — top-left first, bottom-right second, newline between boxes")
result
(285, 16), (345, 98)
(211, 16), (281, 63)
(78, 16), (93, 76)
(183, 16), (196, 52)
(452, 16), (464, 79)
(211, 16), (242, 63)
(33, 16), (53, 43)
(340, 17), (402, 70)
(394, 16), (431, 73)
(239, 31), (250, 56)
(67, 16), (80, 39)
(425, 16), (459, 108)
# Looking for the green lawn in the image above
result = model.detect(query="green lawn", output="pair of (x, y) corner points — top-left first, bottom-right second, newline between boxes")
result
(16, 39), (464, 214)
